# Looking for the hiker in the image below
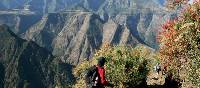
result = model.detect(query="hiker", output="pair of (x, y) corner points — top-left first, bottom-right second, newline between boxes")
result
(96, 57), (109, 87)
(154, 63), (161, 75)
(85, 57), (113, 88)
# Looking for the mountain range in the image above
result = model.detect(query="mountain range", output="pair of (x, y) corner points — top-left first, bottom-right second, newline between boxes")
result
(0, 1), (176, 87)
(0, 0), (175, 65)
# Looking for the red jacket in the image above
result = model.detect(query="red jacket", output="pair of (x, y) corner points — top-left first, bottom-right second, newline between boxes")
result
(97, 65), (108, 85)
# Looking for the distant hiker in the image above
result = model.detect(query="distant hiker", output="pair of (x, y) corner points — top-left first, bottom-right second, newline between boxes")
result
(154, 63), (161, 75)
(85, 57), (113, 88)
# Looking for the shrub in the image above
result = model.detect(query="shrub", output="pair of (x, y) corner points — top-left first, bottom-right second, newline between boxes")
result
(73, 44), (152, 88)
(158, 1), (200, 87)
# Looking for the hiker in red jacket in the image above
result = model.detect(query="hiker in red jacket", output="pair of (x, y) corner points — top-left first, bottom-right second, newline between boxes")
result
(96, 57), (113, 88)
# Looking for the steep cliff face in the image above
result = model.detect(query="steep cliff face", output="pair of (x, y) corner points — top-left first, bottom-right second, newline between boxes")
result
(0, 25), (56, 88)
(22, 13), (67, 51)
(23, 13), (141, 65)
(53, 14), (104, 64)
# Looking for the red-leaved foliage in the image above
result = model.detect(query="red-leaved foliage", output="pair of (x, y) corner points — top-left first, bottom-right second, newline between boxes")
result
(159, 0), (200, 87)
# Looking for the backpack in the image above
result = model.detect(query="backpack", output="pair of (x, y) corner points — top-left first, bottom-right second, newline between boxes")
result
(85, 65), (99, 87)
